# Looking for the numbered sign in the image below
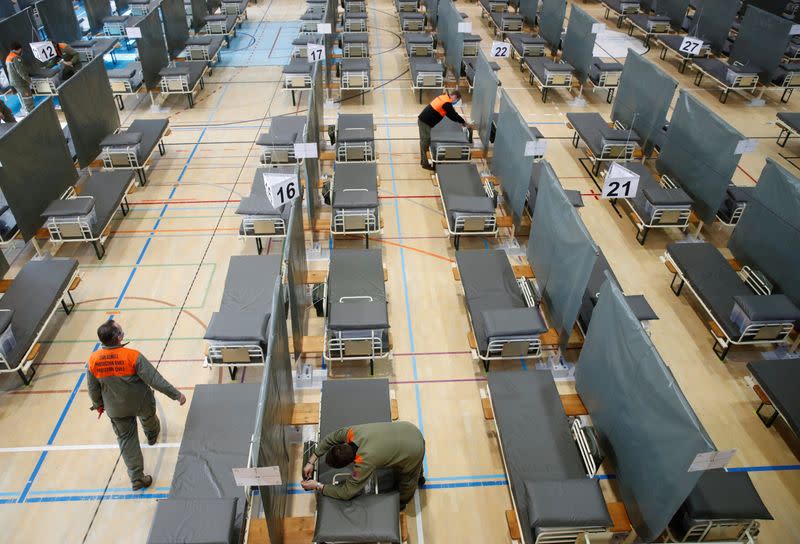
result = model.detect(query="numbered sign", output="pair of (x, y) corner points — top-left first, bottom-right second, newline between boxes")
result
(591, 23), (605, 34)
(232, 466), (282, 487)
(525, 139), (547, 157)
(317, 23), (332, 34)
(293, 142), (318, 159)
(126, 26), (142, 39)
(679, 36), (703, 56)
(688, 450), (736, 472)
(458, 21), (472, 34)
(308, 43), (325, 63)
(264, 172), (300, 207)
(734, 138), (758, 155)
(791, 24), (800, 36)
(491, 41), (510, 58)
(601, 163), (640, 199)
(0, 68), (8, 88)
(30, 41), (57, 63)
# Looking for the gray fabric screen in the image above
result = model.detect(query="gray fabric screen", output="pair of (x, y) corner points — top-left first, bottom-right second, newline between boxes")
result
(561, 5), (595, 84)
(492, 91), (534, 222)
(742, 0), (790, 16)
(730, 6), (792, 84)
(189, 0), (208, 31)
(134, 9), (169, 89)
(116, 0), (129, 15)
(641, 0), (657, 11)
(438, 0), (463, 77)
(576, 277), (715, 542)
(39, 0), (81, 43)
(0, 9), (41, 66)
(84, 0), (112, 34)
(284, 197), (308, 358)
(0, 0), (15, 18)
(0, 99), (78, 241)
(656, 90), (743, 224)
(611, 50), (677, 155)
(688, 0), (740, 53)
(304, 64), (323, 225)
(519, 0), (539, 26)
(0, 251), (8, 280)
(206, 0), (221, 14)
(660, 0), (690, 28)
(252, 277), (293, 544)
(471, 50), (499, 151)
(539, 0), (566, 51)
(428, 0), (440, 29)
(58, 57), (120, 168)
(161, 0), (189, 59)
(729, 159), (800, 307)
(527, 164), (598, 346)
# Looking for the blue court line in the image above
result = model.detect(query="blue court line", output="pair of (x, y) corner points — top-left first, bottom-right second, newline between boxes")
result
(419, 480), (507, 490)
(727, 464), (800, 473)
(27, 486), (170, 495)
(26, 493), (170, 503)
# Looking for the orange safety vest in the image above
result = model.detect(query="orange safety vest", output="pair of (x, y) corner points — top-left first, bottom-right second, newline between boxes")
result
(345, 427), (364, 464)
(429, 94), (453, 117)
(5, 51), (19, 64)
(88, 346), (140, 379)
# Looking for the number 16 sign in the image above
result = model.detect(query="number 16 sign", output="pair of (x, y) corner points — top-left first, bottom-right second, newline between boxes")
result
(264, 171), (300, 207)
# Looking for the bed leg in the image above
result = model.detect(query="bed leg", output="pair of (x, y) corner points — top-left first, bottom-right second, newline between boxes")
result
(659, 46), (667, 61)
(121, 197), (130, 216)
(541, 87), (548, 103)
(159, 140), (166, 156)
(228, 366), (238, 380)
(606, 88), (614, 103)
(720, 89), (729, 104)
(365, 234), (369, 248)
(712, 339), (729, 361)
(18, 366), (34, 386)
(782, 88), (792, 103)
(62, 290), (76, 315)
(756, 403), (779, 427)
(454, 235), (460, 250)
(291, 90), (297, 107)
(635, 226), (648, 245)
(592, 160), (601, 176)
(369, 358), (374, 376)
(778, 129), (790, 148)
(694, 71), (703, 86)
(92, 241), (106, 260)
(256, 237), (263, 255)
(483, 359), (490, 372)
(116, 94), (124, 110)
(188, 93), (194, 108)
(571, 131), (579, 148)
(669, 273), (684, 296)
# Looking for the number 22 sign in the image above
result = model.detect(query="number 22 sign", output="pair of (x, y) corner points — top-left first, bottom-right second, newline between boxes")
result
(491, 41), (510, 58)
(601, 163), (639, 199)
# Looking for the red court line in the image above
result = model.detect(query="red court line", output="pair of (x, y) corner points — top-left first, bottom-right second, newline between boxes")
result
(130, 199), (241, 205)
(379, 195), (439, 199)
(737, 165), (758, 184)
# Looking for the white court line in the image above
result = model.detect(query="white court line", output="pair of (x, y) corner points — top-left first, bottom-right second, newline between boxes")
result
(0, 443), (181, 454)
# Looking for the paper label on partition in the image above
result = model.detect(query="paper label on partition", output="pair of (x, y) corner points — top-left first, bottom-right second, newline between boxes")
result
(126, 27), (142, 39)
(308, 43), (325, 63)
(317, 23), (332, 34)
(264, 171), (300, 207)
(491, 41), (511, 58)
(458, 21), (472, 33)
(293, 142), (318, 159)
(525, 139), (547, 157)
(30, 41), (57, 63)
(792, 24), (800, 36)
(591, 23), (605, 34)
(232, 466), (282, 487)
(688, 449), (736, 472)
(679, 36), (704, 56)
(601, 162), (640, 199)
(0, 68), (8, 88)
(734, 138), (758, 155)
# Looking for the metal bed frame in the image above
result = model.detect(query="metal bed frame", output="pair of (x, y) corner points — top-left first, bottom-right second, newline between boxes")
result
(221, 0), (248, 18)
(479, 0), (508, 18)
(341, 68), (372, 104)
(396, 0), (418, 12)
(109, 68), (145, 110)
(159, 65), (208, 108)
(101, 132), (168, 187)
(260, 126), (308, 164)
(436, 173), (498, 250)
(239, 215), (286, 254)
(401, 14), (426, 32)
(666, 520), (759, 543)
(602, 0), (640, 28)
(625, 15), (672, 46)
(323, 295), (391, 376)
(489, 13), (523, 38)
(625, 174), (691, 245)
(570, 120), (636, 176)
(283, 74), (313, 106)
(776, 117), (799, 148)
(768, 71), (800, 103)
(657, 38), (711, 74)
(412, 71), (444, 103)
(30, 73), (61, 96)
(528, 62), (574, 103)
(692, 63), (760, 104)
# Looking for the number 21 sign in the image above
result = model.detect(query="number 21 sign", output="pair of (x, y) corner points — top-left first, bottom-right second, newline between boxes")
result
(601, 163), (639, 199)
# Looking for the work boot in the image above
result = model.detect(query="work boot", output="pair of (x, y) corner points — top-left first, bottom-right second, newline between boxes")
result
(418, 475), (426, 487)
(420, 162), (434, 171)
(132, 475), (153, 491)
(146, 431), (160, 446)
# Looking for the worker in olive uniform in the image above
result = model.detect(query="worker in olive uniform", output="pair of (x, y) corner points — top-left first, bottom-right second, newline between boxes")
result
(5, 42), (33, 115)
(56, 42), (81, 79)
(87, 320), (187, 490)
(417, 90), (470, 171)
(301, 421), (426, 508)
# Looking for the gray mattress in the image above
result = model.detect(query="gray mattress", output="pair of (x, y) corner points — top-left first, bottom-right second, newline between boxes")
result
(490, 11), (522, 27)
(527, 58), (574, 83)
(777, 112), (800, 132)
(410, 57), (444, 80)
(70, 38), (119, 57)
(773, 63), (800, 86)
(341, 58), (371, 73)
(333, 163), (378, 209)
(337, 114), (374, 143)
(148, 383), (260, 543)
(438, 163), (494, 227)
(404, 32), (433, 45)
(489, 370), (609, 543)
(82, 171), (136, 236)
(694, 58), (759, 83)
(0, 258), (78, 368)
(342, 32), (369, 45)
(627, 13), (670, 31)
(186, 35), (225, 58)
(327, 249), (388, 331)
(257, 115), (307, 146)
(204, 13), (237, 31)
(236, 167), (293, 217)
(110, 118), (169, 162)
(283, 57), (313, 75)
(567, 112), (638, 156)
(748, 360), (800, 438)
(431, 118), (468, 145)
(508, 33), (546, 55)
(315, 379), (401, 543)
(160, 61), (207, 89)
(108, 62), (141, 80)
(628, 162), (691, 219)
(603, 0), (640, 12)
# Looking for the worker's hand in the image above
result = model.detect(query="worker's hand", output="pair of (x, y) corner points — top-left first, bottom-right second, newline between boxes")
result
(467, 122), (476, 130)
(178, 393), (187, 406)
(62, 61), (72, 67)
(96, 406), (104, 419)
(303, 462), (315, 480)
(301, 479), (319, 491)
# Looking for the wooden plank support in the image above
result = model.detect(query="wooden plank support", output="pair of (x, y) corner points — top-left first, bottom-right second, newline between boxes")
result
(467, 330), (477, 349)
(303, 270), (328, 284)
(319, 150), (336, 161)
(561, 394), (588, 416)
(35, 227), (50, 240)
(26, 343), (41, 362)
(69, 276), (81, 291)
(512, 264), (534, 278)
(754, 384), (771, 406)
(291, 402), (320, 425)
(505, 509), (522, 541)
(607, 501), (632, 534)
(247, 516), (315, 544)
(300, 335), (324, 354)
(496, 215), (513, 228)
(0, 279), (13, 294)
(727, 258), (743, 271)
(664, 260), (677, 274)
(482, 398), (494, 420)
(391, 399), (399, 421)
(400, 512), (408, 541)
(470, 148), (485, 159)
(708, 321), (725, 340)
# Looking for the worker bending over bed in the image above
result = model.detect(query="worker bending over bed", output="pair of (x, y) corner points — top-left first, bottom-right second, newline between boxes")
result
(417, 90), (470, 171)
(302, 421), (426, 508)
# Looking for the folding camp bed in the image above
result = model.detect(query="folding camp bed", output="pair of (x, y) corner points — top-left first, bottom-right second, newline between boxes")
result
(785, 35), (800, 62)
(103, 15), (137, 37)
(410, 57), (445, 102)
(429, 118), (471, 163)
(107, 62), (144, 110)
(311, 379), (402, 543)
(668, 469), (772, 543)
(525, 160), (582, 220)
(292, 36), (323, 59)
(129, 0), (160, 15)
(221, 0), (249, 18)
(602, 0), (640, 28)
(400, 12), (426, 32)
(776, 111), (800, 147)
(437, 164), (498, 249)
(69, 38), (119, 63)
(456, 251), (547, 368)
(395, 0), (418, 12)
(100, 118), (170, 186)
(587, 58), (624, 102)
(300, 7), (326, 33)
(507, 33), (547, 69)
(324, 249), (391, 374)
(29, 65), (64, 96)
(566, 112), (638, 175)
(665, 242), (800, 360)
(146, 383), (259, 544)
(489, 11), (523, 38)
(331, 162), (380, 246)
(159, 62), (208, 108)
(341, 32), (369, 58)
(236, 167), (292, 253)
(488, 370), (613, 543)
(335, 113), (375, 162)
(0, 258), (79, 385)
(770, 62), (800, 103)
(42, 171), (136, 259)
(625, 13), (673, 46)
(342, 0), (365, 12)
(463, 57), (500, 91)
(716, 185), (755, 227)
(658, 34), (711, 74)
(748, 359), (800, 437)
(203, 14), (238, 42)
(525, 58), (574, 102)
(256, 115), (307, 164)
(479, 0), (508, 17)
(338, 58), (371, 103)
(282, 58), (313, 106)
(405, 32), (435, 58)
(203, 255), (282, 378)
(342, 8), (368, 32)
(624, 162), (692, 245)
(692, 59), (760, 103)
(462, 33), (482, 58)
(184, 35), (225, 64)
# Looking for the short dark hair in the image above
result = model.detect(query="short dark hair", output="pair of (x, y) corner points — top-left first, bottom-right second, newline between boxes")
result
(10, 42), (23, 51)
(450, 90), (462, 100)
(325, 443), (356, 468)
(97, 320), (121, 346)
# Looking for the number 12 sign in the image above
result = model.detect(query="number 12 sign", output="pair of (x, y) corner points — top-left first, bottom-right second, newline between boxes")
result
(601, 163), (639, 199)
(491, 41), (510, 58)
(264, 172), (300, 207)
(30, 41), (57, 63)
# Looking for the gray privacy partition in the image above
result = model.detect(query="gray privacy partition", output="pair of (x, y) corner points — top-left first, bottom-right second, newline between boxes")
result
(471, 50), (499, 151)
(729, 6), (792, 84)
(134, 9), (170, 89)
(0, 9), (40, 65)
(729, 159), (800, 307)
(659, 0), (690, 29)
(0, 0), (14, 18)
(576, 278), (715, 541)
(0, 251), (8, 279)
(539, 0), (566, 51)
(519, 0), (539, 26)
(251, 276), (293, 544)
(38, 0), (82, 43)
(527, 164), (598, 346)
(206, 0), (221, 14)
(438, 0), (463, 78)
(161, 0), (189, 59)
(304, 63), (323, 226)
(0, 99), (78, 241)
(189, 0), (208, 32)
(84, 0), (112, 34)
(284, 197), (308, 358)
(58, 57), (120, 168)
(611, 50), (677, 154)
(492, 91), (535, 222)
(561, 5), (595, 84)
(428, 0), (440, 29)
(656, 90), (743, 224)
(688, 0), (740, 53)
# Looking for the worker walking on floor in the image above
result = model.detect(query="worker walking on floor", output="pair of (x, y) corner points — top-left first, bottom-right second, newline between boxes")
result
(5, 42), (34, 115)
(417, 89), (471, 171)
(87, 320), (187, 491)
(301, 421), (426, 509)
